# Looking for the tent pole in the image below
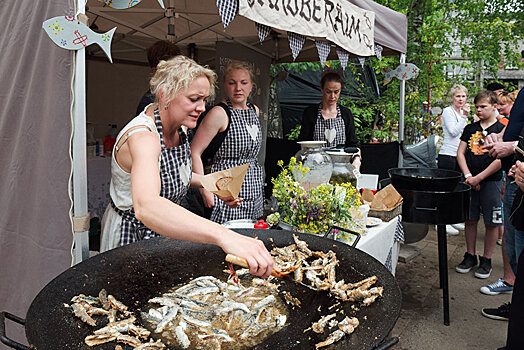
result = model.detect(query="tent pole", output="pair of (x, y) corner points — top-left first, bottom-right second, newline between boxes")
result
(167, 0), (175, 42)
(72, 0), (90, 264)
(398, 53), (406, 167)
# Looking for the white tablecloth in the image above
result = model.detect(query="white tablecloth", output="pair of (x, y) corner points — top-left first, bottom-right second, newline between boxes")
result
(353, 216), (404, 275)
(87, 157), (112, 219)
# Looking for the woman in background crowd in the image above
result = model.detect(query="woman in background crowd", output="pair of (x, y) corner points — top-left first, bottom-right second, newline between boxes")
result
(497, 91), (518, 126)
(438, 84), (470, 235)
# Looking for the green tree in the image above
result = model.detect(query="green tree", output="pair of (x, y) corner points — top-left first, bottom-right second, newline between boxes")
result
(271, 0), (523, 143)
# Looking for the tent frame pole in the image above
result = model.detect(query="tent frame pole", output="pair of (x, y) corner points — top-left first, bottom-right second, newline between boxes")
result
(398, 53), (406, 167)
(72, 0), (90, 265)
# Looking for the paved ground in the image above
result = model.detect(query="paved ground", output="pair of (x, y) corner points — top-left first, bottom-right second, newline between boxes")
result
(390, 224), (510, 349)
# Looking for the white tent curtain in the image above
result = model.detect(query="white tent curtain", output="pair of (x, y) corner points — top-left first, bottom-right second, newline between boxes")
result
(0, 0), (74, 347)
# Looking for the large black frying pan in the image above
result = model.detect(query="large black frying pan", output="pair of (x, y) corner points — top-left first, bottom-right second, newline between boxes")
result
(1, 229), (401, 350)
(388, 167), (461, 191)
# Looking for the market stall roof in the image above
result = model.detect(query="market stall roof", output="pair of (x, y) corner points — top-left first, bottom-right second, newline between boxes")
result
(85, 0), (407, 65)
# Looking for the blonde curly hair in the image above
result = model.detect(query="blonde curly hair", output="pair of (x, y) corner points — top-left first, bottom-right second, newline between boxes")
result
(449, 84), (468, 98)
(150, 56), (216, 103)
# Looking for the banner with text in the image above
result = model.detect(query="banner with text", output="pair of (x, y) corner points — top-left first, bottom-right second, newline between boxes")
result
(239, 0), (375, 57)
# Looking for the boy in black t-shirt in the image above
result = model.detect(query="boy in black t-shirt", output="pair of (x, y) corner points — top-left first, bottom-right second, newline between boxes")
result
(456, 90), (505, 279)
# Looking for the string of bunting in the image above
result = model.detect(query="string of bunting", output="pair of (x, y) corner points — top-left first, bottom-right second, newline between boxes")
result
(287, 32), (305, 61)
(336, 47), (349, 70)
(255, 22), (271, 42)
(42, 0), (385, 67)
(374, 44), (383, 61)
(217, 0), (238, 29)
(315, 40), (331, 67)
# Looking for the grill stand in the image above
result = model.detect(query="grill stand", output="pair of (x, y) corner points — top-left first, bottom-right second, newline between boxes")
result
(394, 182), (470, 326)
(436, 224), (450, 325)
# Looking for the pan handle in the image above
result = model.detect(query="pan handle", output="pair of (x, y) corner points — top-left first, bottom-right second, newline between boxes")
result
(324, 226), (361, 247)
(0, 311), (30, 350)
(373, 336), (399, 350)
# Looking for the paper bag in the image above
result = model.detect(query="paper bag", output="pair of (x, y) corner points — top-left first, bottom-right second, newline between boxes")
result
(370, 184), (402, 210)
(200, 163), (249, 199)
(361, 188), (375, 204)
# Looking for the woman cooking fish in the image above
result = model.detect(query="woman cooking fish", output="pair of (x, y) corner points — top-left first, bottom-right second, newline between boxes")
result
(100, 56), (275, 278)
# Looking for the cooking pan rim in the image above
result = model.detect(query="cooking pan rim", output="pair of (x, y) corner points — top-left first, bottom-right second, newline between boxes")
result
(396, 182), (471, 194)
(388, 167), (462, 180)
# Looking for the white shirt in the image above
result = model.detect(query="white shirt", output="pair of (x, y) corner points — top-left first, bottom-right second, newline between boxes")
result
(100, 108), (158, 252)
(439, 106), (467, 157)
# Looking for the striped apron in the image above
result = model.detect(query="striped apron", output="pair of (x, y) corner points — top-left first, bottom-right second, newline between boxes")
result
(112, 108), (192, 246)
(313, 104), (346, 147)
(210, 100), (264, 223)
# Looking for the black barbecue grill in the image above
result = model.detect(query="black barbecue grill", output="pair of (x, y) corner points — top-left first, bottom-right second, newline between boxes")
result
(388, 168), (470, 326)
(1, 230), (401, 350)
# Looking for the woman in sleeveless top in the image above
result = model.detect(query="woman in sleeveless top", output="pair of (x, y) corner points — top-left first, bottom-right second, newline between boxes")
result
(192, 60), (264, 223)
(298, 71), (361, 169)
(100, 56), (274, 278)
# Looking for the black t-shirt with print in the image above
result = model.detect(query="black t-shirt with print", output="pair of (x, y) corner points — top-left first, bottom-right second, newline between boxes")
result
(460, 120), (505, 182)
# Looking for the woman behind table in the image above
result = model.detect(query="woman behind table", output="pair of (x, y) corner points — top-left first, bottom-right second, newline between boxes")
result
(100, 56), (274, 278)
(298, 71), (361, 169)
(191, 60), (264, 224)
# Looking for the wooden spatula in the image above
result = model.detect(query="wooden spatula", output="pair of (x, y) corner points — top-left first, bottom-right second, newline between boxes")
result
(225, 254), (291, 278)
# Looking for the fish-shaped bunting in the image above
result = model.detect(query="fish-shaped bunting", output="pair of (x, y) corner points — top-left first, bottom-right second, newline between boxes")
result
(43, 16), (116, 63)
(381, 63), (420, 84)
(102, 0), (165, 9)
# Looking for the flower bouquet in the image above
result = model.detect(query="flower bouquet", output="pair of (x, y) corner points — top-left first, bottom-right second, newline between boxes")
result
(267, 158), (363, 241)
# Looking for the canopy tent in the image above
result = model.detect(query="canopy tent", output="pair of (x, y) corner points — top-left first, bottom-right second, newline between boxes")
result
(0, 2), (407, 347)
(84, 0), (407, 65)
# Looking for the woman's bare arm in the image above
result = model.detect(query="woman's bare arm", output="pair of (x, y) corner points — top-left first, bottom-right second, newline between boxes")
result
(123, 131), (273, 277)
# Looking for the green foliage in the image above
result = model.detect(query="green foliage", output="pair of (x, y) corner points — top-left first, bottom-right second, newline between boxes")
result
(286, 125), (301, 140)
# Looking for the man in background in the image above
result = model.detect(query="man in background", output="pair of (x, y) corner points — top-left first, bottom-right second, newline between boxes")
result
(136, 40), (181, 115)
(486, 82), (505, 120)
(487, 82), (505, 96)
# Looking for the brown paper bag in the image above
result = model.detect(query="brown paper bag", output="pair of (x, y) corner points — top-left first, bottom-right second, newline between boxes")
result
(370, 184), (402, 210)
(200, 163), (249, 199)
(361, 188), (375, 204)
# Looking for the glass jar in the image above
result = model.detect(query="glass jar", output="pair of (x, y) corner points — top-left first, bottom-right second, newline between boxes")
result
(326, 151), (357, 187)
(294, 141), (333, 190)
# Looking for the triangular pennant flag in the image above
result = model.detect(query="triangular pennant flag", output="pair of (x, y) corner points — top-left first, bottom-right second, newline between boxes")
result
(336, 46), (349, 70)
(216, 0), (238, 29)
(315, 40), (331, 67)
(256, 22), (271, 42)
(374, 44), (383, 61)
(287, 32), (305, 61)
(358, 57), (366, 68)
